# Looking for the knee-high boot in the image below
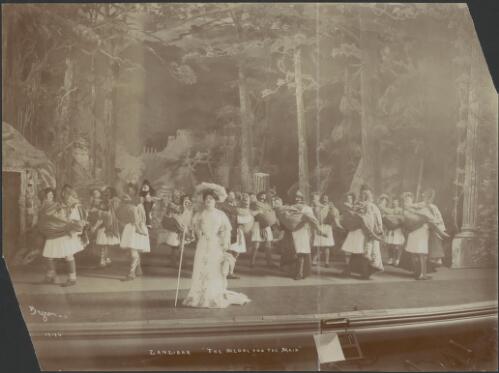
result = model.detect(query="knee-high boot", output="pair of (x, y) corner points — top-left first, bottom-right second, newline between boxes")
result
(250, 243), (259, 267)
(324, 248), (330, 267)
(135, 254), (143, 277)
(295, 255), (305, 280)
(265, 243), (275, 267)
(361, 257), (371, 279)
(61, 259), (77, 287)
(418, 255), (431, 280)
(123, 250), (139, 281)
(44, 259), (57, 284)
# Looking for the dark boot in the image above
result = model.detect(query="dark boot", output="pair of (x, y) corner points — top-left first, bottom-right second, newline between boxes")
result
(266, 244), (277, 268)
(250, 244), (259, 268)
(342, 257), (351, 277)
(360, 257), (372, 280)
(418, 255), (432, 280)
(43, 259), (57, 284)
(324, 248), (330, 268)
(295, 255), (305, 280)
(61, 260), (77, 287)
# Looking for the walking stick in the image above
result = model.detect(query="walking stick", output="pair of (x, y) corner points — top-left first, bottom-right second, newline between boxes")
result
(174, 226), (187, 308)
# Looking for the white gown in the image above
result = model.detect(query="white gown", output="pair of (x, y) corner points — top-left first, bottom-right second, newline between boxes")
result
(183, 208), (250, 309)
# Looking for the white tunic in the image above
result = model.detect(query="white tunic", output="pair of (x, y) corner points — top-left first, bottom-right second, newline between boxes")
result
(291, 205), (314, 254)
(42, 206), (84, 259)
(251, 221), (274, 242)
(405, 223), (429, 254)
(96, 227), (121, 246)
(230, 215), (253, 254)
(385, 228), (405, 245)
(313, 224), (335, 247)
(341, 229), (365, 254)
(120, 204), (150, 252)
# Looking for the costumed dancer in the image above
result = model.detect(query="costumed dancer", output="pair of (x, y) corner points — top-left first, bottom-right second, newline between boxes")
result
(339, 192), (362, 276)
(158, 190), (184, 267)
(341, 187), (384, 279)
(290, 191), (323, 280)
(183, 185), (250, 308)
(423, 188), (447, 268)
(311, 192), (336, 268)
(376, 194), (391, 264)
(384, 196), (406, 266)
(218, 190), (254, 279)
(87, 188), (102, 261)
(39, 187), (86, 287)
(250, 192), (276, 268)
(119, 183), (150, 281)
(403, 191), (433, 280)
(93, 187), (120, 268)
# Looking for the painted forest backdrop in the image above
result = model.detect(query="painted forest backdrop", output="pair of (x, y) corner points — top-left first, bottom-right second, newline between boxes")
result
(2, 4), (497, 263)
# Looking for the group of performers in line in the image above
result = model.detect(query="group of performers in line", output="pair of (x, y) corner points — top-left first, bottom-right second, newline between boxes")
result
(35, 179), (448, 290)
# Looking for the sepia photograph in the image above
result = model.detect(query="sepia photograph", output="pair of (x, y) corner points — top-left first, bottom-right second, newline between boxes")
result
(1, 2), (498, 371)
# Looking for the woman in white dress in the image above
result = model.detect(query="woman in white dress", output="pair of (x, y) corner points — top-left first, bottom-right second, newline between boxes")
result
(120, 183), (150, 281)
(311, 193), (335, 268)
(183, 189), (250, 309)
(40, 187), (85, 287)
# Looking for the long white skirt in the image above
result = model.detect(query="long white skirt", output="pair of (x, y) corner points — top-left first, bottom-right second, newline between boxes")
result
(292, 225), (312, 254)
(385, 228), (405, 245)
(43, 233), (84, 259)
(405, 224), (429, 255)
(341, 229), (366, 254)
(230, 227), (247, 254)
(96, 227), (120, 246)
(157, 229), (180, 247)
(251, 221), (273, 242)
(183, 235), (250, 309)
(120, 224), (150, 252)
(313, 224), (335, 247)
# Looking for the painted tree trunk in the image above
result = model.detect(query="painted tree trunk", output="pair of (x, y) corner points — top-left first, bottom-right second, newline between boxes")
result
(415, 157), (425, 202)
(54, 56), (75, 188)
(357, 9), (379, 194)
(91, 53), (98, 178)
(294, 46), (310, 201)
(238, 65), (252, 192)
(103, 59), (120, 185)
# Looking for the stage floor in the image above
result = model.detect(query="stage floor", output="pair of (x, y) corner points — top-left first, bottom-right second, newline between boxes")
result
(7, 249), (497, 325)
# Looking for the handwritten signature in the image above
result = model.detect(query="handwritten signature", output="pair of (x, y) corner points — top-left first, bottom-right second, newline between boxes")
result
(28, 305), (68, 322)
